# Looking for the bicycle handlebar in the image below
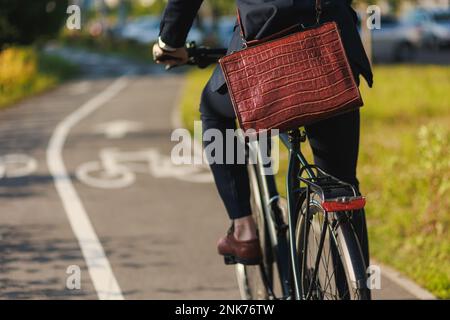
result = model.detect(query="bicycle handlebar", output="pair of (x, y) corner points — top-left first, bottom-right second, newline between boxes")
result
(186, 42), (227, 68)
(160, 41), (227, 70)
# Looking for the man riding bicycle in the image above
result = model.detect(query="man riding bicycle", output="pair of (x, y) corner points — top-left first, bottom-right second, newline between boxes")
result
(153, 0), (372, 268)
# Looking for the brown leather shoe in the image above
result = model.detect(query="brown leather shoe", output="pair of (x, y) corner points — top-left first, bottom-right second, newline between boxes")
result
(217, 228), (262, 265)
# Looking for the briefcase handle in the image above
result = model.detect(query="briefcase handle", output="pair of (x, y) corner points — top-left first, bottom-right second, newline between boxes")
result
(237, 0), (323, 47)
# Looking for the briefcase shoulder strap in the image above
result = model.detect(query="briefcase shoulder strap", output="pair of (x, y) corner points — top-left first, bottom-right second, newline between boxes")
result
(236, 0), (323, 47)
(315, 0), (322, 24)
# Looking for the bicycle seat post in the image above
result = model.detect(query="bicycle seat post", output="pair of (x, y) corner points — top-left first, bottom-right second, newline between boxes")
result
(287, 128), (306, 144)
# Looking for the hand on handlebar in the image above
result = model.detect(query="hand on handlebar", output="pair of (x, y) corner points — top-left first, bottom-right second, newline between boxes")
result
(152, 43), (188, 69)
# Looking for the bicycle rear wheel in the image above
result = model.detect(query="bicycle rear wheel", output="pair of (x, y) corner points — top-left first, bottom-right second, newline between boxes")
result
(295, 192), (370, 300)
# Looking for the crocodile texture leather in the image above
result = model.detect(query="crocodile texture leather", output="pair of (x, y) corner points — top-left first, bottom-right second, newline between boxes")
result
(219, 22), (363, 133)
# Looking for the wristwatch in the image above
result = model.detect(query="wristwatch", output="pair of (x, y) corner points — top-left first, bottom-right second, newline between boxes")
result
(158, 37), (177, 52)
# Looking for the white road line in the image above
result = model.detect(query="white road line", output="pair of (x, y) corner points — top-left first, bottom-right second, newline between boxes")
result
(47, 76), (130, 300)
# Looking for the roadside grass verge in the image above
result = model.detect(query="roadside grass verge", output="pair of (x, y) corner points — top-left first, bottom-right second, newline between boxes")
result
(0, 46), (79, 109)
(179, 65), (450, 298)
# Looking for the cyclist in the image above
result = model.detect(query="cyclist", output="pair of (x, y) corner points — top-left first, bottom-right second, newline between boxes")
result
(153, 0), (373, 266)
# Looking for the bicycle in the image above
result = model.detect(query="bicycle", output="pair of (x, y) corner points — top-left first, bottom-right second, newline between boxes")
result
(163, 42), (371, 300)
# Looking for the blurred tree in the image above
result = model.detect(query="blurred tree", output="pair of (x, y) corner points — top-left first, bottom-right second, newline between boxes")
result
(209, 0), (234, 16)
(128, 0), (167, 16)
(117, 0), (130, 26)
(353, 0), (419, 13)
(0, 0), (69, 47)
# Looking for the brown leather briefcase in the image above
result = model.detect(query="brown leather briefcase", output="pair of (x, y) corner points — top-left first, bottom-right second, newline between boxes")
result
(219, 0), (363, 133)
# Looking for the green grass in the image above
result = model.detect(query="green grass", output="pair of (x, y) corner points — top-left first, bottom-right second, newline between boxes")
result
(180, 68), (204, 133)
(179, 65), (450, 299)
(0, 46), (79, 108)
(357, 67), (450, 297)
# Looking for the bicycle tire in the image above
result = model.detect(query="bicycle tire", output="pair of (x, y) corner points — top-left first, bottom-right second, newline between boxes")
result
(295, 192), (370, 300)
(235, 163), (274, 300)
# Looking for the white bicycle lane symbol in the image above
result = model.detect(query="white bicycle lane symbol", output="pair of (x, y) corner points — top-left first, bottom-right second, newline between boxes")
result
(76, 147), (213, 189)
(0, 154), (38, 179)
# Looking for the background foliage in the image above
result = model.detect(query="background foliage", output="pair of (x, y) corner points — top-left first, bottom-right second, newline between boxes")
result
(0, 0), (69, 46)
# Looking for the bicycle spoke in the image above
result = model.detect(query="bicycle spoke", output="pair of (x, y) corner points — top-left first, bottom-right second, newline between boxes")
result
(301, 200), (364, 300)
(306, 216), (327, 299)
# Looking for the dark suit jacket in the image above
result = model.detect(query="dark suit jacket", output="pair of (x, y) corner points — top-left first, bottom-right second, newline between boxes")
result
(159, 0), (373, 92)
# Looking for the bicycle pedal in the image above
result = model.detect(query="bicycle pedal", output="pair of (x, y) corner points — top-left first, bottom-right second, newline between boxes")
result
(223, 255), (237, 265)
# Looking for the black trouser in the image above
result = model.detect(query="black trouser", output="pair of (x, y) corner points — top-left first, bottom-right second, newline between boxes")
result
(200, 79), (369, 266)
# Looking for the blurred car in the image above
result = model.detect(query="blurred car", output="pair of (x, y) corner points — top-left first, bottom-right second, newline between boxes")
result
(193, 16), (236, 47)
(216, 16), (237, 47)
(118, 16), (160, 43)
(371, 15), (423, 62)
(115, 15), (203, 44)
(402, 9), (450, 49)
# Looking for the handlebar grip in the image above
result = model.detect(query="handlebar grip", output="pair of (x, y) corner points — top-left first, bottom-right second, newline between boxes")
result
(159, 42), (227, 70)
(155, 55), (183, 62)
